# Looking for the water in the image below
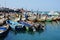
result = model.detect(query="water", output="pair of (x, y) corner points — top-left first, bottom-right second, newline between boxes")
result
(1, 21), (60, 40)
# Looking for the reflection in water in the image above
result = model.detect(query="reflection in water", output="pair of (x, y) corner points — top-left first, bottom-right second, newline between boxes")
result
(4, 29), (44, 40)
(1, 21), (60, 40)
(0, 30), (9, 40)
(10, 29), (44, 35)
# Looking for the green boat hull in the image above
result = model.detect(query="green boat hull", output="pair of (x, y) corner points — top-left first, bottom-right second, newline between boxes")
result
(46, 19), (52, 22)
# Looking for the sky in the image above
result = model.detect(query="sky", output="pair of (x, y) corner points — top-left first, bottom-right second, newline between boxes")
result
(0, 0), (60, 11)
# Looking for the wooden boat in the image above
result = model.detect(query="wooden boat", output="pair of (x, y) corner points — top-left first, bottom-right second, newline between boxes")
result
(18, 21), (45, 31)
(0, 18), (5, 25)
(45, 16), (53, 22)
(6, 20), (34, 31)
(48, 11), (59, 16)
(0, 14), (7, 25)
(21, 15), (26, 21)
(8, 14), (20, 22)
(18, 21), (35, 31)
(0, 24), (10, 36)
(6, 19), (45, 32)
(15, 25), (26, 31)
(52, 16), (58, 21)
(28, 16), (36, 21)
(56, 16), (60, 21)
(37, 16), (46, 22)
(0, 14), (4, 18)
(6, 20), (23, 30)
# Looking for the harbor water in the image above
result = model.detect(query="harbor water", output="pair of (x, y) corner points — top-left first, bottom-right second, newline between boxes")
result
(0, 21), (60, 40)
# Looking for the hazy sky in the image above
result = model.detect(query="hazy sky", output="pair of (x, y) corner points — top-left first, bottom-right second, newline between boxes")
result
(0, 0), (60, 11)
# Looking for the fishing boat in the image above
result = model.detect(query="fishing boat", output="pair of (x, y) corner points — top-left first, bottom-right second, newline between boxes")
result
(21, 15), (26, 21)
(18, 21), (36, 32)
(36, 12), (48, 22)
(15, 25), (26, 31)
(0, 14), (4, 18)
(45, 15), (53, 22)
(0, 24), (10, 36)
(0, 14), (7, 25)
(52, 16), (58, 21)
(8, 14), (20, 22)
(6, 20), (27, 32)
(28, 16), (36, 21)
(6, 20), (23, 30)
(33, 23), (45, 31)
(56, 16), (60, 21)
(6, 20), (34, 31)
(48, 11), (59, 21)
(37, 15), (46, 22)
(48, 11), (59, 16)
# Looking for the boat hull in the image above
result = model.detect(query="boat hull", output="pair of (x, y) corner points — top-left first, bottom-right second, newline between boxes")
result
(0, 26), (10, 37)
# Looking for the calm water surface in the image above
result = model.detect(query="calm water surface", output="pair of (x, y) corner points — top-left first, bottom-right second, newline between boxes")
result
(1, 21), (60, 40)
